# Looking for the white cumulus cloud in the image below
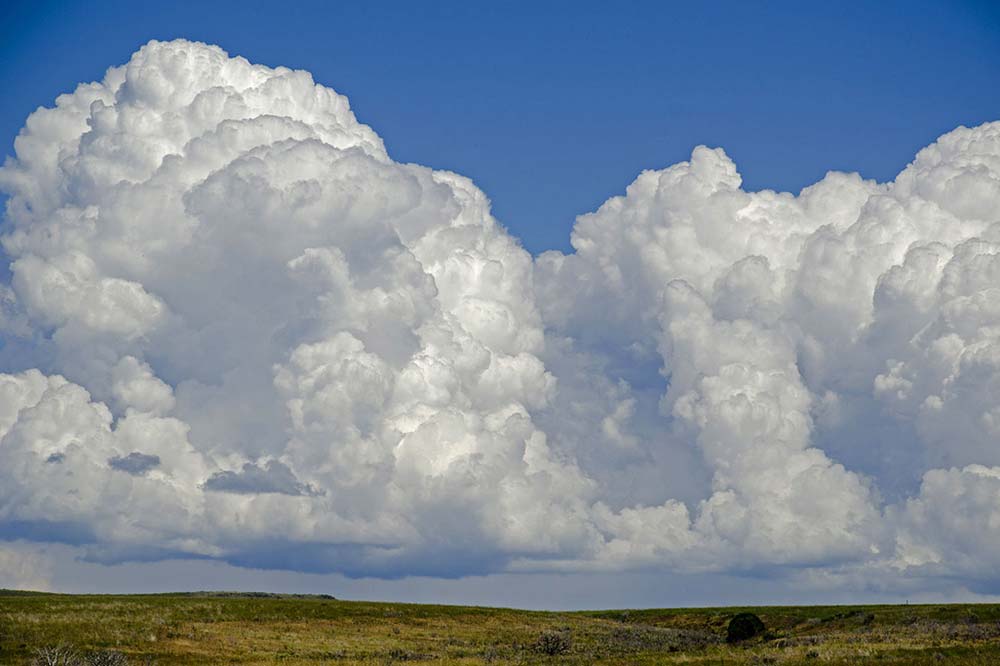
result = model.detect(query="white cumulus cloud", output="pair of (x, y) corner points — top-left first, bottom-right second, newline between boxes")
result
(1, 39), (999, 590)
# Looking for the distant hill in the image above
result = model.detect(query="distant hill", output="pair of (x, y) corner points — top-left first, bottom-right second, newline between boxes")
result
(0, 589), (335, 600)
(0, 588), (55, 596)
(158, 591), (337, 600)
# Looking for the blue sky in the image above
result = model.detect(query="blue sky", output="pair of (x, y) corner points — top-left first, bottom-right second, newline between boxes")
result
(3, 0), (999, 253)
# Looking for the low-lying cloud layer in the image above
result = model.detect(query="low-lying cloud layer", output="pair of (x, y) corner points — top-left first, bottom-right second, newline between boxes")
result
(1, 40), (999, 591)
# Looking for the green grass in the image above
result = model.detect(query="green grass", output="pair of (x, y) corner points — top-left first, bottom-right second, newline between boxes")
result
(2, 591), (999, 665)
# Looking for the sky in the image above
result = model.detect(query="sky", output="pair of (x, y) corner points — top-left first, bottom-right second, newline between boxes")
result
(0, 3), (1000, 609)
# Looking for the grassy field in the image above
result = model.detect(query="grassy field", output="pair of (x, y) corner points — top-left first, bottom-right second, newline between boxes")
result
(2, 591), (999, 665)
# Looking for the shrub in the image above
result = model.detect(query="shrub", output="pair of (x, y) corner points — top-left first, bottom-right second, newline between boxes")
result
(383, 647), (419, 662)
(481, 644), (501, 664)
(32, 648), (152, 666)
(533, 630), (572, 655)
(84, 652), (130, 666)
(32, 646), (80, 666)
(726, 613), (766, 643)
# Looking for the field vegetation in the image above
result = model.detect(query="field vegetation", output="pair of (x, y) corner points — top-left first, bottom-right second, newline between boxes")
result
(2, 591), (999, 665)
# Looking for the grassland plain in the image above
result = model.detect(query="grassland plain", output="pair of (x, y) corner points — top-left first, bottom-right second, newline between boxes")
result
(1, 591), (999, 665)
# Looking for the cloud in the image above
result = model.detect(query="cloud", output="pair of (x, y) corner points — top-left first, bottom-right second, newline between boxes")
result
(108, 451), (161, 476)
(0, 542), (53, 591)
(203, 460), (322, 496)
(534, 125), (1000, 580)
(0, 39), (999, 593)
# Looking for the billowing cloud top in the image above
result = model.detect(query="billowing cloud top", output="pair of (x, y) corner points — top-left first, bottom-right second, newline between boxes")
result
(1, 40), (999, 589)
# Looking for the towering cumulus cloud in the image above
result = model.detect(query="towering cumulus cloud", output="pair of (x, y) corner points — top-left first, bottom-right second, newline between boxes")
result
(1, 40), (998, 591)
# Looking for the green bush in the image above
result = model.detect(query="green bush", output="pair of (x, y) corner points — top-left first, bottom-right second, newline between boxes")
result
(726, 613), (766, 643)
(533, 630), (572, 655)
